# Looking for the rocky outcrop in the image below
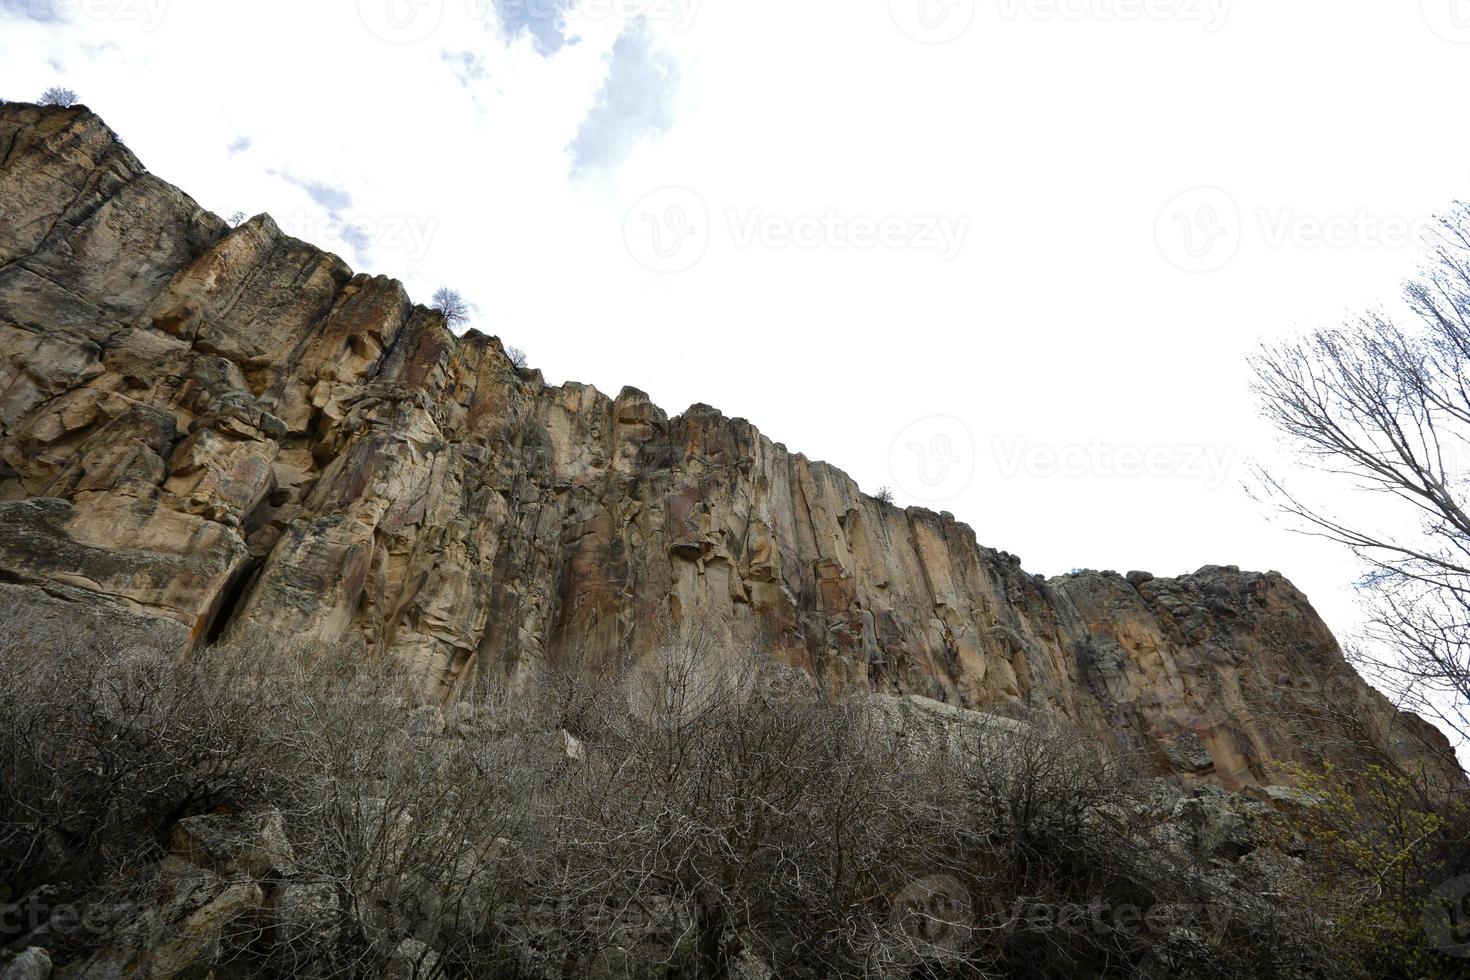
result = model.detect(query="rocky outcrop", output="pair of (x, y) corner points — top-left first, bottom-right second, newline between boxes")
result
(0, 104), (1461, 791)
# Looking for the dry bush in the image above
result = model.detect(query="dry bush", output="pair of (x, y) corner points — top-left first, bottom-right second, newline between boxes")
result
(0, 615), (284, 898)
(0, 609), (1382, 978)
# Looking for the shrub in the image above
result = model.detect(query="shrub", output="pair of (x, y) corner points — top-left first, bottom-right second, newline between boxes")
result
(1277, 763), (1470, 979)
(0, 609), (1390, 978)
(39, 87), (78, 108)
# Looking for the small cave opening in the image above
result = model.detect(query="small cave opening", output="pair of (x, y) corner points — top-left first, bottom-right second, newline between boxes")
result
(203, 558), (264, 646)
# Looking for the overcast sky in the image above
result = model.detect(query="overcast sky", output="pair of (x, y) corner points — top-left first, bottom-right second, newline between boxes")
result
(6, 0), (1470, 745)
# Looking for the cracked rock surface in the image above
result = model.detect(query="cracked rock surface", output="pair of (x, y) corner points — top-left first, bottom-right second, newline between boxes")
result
(0, 104), (1459, 790)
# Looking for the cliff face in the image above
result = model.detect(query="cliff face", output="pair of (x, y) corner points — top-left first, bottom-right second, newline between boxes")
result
(0, 105), (1459, 790)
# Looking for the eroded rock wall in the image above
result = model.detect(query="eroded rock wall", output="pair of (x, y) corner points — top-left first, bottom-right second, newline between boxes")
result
(0, 105), (1459, 789)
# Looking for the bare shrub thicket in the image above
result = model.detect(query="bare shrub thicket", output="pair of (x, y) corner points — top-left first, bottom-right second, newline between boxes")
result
(0, 611), (1349, 978)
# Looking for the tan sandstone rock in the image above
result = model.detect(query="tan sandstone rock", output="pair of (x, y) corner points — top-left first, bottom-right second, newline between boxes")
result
(0, 104), (1461, 793)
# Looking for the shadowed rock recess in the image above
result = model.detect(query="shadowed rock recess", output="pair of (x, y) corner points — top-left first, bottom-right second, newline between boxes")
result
(0, 104), (1458, 790)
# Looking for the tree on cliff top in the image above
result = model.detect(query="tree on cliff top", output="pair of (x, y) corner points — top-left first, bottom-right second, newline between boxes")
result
(39, 87), (78, 107)
(432, 287), (469, 330)
(1252, 202), (1470, 757)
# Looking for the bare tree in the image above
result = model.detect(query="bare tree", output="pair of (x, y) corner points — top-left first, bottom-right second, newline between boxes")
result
(875, 486), (896, 506)
(431, 288), (469, 330)
(1251, 202), (1470, 751)
(226, 211), (247, 228)
(39, 87), (78, 107)
(506, 346), (528, 370)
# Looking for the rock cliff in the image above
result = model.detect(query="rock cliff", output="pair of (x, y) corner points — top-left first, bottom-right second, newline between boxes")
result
(0, 104), (1459, 790)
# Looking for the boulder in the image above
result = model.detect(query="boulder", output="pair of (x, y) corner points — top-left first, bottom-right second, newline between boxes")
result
(1161, 731), (1214, 773)
(1171, 793), (1259, 861)
(377, 939), (440, 980)
(864, 694), (1029, 757)
(0, 948), (52, 980)
(147, 882), (264, 979)
(61, 861), (264, 980)
(272, 882), (343, 949)
(171, 811), (297, 878)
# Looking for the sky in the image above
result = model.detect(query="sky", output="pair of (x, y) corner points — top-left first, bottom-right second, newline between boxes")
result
(4, 0), (1470, 751)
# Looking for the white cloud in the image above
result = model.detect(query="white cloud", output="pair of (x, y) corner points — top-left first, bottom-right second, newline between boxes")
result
(2, 0), (64, 24)
(491, 0), (580, 55)
(271, 170), (354, 215)
(567, 16), (677, 179)
(441, 48), (490, 87)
